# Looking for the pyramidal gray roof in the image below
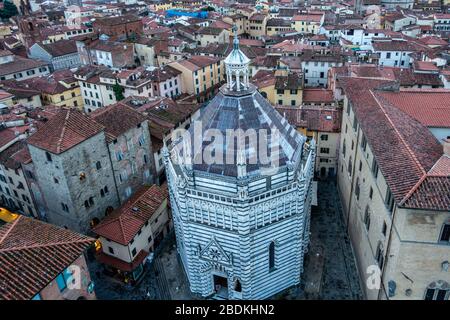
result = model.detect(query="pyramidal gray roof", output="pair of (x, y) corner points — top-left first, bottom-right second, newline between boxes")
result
(172, 84), (305, 178)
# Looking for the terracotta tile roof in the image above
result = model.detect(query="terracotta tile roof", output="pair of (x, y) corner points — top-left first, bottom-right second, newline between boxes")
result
(0, 56), (48, 77)
(251, 70), (276, 88)
(40, 40), (78, 57)
(339, 77), (445, 208)
(0, 128), (17, 149)
(89, 103), (147, 143)
(148, 65), (181, 82)
(276, 105), (341, 133)
(402, 173), (450, 211)
(275, 72), (303, 90)
(293, 13), (324, 23)
(27, 108), (105, 154)
(375, 90), (450, 128)
(413, 61), (439, 72)
(303, 88), (334, 103)
(0, 216), (94, 300)
(417, 36), (448, 47)
(0, 140), (31, 169)
(93, 14), (141, 26)
(176, 55), (220, 71)
(372, 39), (426, 52)
(92, 185), (168, 245)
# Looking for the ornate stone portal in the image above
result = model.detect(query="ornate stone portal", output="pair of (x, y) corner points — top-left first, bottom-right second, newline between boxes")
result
(164, 30), (316, 300)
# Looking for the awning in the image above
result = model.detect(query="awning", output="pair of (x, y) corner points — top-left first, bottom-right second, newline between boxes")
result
(311, 181), (318, 206)
(96, 250), (148, 272)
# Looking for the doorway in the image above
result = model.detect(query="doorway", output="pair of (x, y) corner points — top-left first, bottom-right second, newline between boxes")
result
(213, 275), (228, 298)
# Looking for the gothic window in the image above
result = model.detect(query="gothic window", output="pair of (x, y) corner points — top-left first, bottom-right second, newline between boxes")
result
(342, 139), (346, 157)
(46, 151), (52, 162)
(375, 242), (384, 270)
(269, 241), (275, 272)
(347, 156), (352, 176)
(439, 223), (450, 243)
(364, 205), (371, 231)
(96, 161), (102, 170)
(355, 177), (360, 200)
(424, 281), (450, 300)
(234, 279), (242, 292)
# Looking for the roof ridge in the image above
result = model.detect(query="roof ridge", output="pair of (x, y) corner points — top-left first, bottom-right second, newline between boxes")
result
(0, 215), (22, 246)
(0, 236), (93, 253)
(56, 109), (70, 154)
(370, 90), (427, 177)
(399, 173), (428, 206)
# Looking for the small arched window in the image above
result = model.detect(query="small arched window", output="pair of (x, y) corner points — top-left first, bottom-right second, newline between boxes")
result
(96, 161), (102, 170)
(375, 242), (384, 270)
(234, 279), (242, 293)
(424, 281), (450, 300)
(46, 151), (52, 162)
(355, 177), (360, 200)
(364, 205), (371, 231)
(348, 156), (353, 176)
(269, 241), (275, 272)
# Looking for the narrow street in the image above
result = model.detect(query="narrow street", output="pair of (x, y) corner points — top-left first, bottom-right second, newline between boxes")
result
(305, 180), (364, 300)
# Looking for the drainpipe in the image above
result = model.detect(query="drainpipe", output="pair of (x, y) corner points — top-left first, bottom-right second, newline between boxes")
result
(346, 119), (360, 234)
(377, 203), (398, 300)
(104, 138), (122, 206)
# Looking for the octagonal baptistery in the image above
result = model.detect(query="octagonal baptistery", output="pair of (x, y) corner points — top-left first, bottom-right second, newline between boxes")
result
(163, 32), (316, 300)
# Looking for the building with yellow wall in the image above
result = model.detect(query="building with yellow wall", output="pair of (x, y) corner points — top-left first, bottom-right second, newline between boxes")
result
(292, 13), (325, 34)
(169, 55), (223, 102)
(25, 70), (83, 109)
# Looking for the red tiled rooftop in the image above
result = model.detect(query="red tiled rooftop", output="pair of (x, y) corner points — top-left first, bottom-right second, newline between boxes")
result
(92, 185), (168, 245)
(303, 89), (334, 104)
(0, 216), (95, 300)
(90, 101), (147, 143)
(339, 77), (445, 208)
(27, 108), (105, 154)
(375, 90), (450, 128)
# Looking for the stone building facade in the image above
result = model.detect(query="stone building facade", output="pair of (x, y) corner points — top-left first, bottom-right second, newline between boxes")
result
(164, 33), (316, 300)
(337, 77), (450, 300)
(27, 111), (120, 234)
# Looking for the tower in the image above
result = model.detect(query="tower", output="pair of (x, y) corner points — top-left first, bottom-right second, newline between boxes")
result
(164, 31), (316, 300)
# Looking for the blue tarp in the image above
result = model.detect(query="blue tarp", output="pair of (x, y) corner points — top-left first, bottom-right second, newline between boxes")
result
(166, 9), (208, 19)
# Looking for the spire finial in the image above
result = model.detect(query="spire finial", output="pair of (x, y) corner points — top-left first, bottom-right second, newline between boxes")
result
(233, 24), (239, 50)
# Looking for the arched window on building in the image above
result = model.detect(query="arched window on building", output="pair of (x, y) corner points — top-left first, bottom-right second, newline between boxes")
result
(234, 279), (242, 292)
(269, 241), (275, 272)
(364, 205), (371, 231)
(424, 281), (450, 300)
(355, 177), (360, 200)
(375, 242), (384, 270)
(342, 139), (346, 157)
(348, 156), (353, 176)
(439, 222), (450, 243)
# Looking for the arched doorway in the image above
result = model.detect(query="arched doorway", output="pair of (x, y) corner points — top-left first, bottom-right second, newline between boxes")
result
(105, 206), (113, 216)
(90, 217), (100, 228)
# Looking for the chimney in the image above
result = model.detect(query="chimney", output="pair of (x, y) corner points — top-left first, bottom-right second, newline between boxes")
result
(444, 138), (450, 156)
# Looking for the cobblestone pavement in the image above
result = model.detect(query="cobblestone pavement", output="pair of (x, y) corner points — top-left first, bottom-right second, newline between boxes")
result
(307, 180), (363, 300)
(276, 179), (364, 300)
(89, 180), (363, 300)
